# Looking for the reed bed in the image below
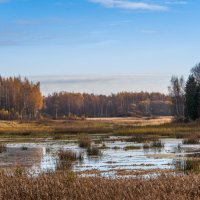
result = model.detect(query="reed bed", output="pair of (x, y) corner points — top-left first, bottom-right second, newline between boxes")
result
(1, 172), (200, 200)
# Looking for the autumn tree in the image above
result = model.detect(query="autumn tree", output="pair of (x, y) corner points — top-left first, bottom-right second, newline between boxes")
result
(0, 76), (43, 119)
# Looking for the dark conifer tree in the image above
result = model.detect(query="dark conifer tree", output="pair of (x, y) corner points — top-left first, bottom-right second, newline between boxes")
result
(185, 75), (198, 120)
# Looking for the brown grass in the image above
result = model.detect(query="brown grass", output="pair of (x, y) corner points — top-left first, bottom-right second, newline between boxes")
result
(78, 134), (91, 148)
(0, 143), (6, 153)
(183, 134), (200, 144)
(2, 172), (200, 199)
(87, 146), (101, 156)
(56, 150), (83, 171)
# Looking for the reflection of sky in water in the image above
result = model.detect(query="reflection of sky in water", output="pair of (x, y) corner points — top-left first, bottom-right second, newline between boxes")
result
(3, 138), (199, 176)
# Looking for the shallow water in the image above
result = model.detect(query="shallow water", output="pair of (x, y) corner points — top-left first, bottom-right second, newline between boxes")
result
(1, 137), (200, 177)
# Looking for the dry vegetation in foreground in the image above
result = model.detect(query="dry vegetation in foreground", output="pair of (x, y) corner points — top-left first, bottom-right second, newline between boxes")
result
(1, 172), (200, 200)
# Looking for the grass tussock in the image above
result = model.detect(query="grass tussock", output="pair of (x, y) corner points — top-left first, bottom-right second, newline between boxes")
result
(2, 172), (200, 199)
(183, 134), (200, 144)
(112, 146), (121, 150)
(78, 135), (91, 148)
(176, 158), (200, 174)
(143, 143), (150, 149)
(21, 146), (28, 151)
(0, 143), (6, 153)
(151, 140), (164, 148)
(125, 134), (159, 143)
(124, 145), (141, 150)
(184, 159), (200, 173)
(57, 150), (83, 171)
(87, 146), (101, 156)
(58, 150), (83, 162)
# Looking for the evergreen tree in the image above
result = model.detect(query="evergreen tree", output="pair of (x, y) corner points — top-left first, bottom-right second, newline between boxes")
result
(185, 75), (198, 120)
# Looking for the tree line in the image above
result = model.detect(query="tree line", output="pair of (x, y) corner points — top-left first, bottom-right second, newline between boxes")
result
(0, 76), (173, 120)
(43, 92), (172, 118)
(169, 63), (200, 121)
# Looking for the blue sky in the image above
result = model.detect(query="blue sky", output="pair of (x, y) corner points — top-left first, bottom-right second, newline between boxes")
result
(0, 0), (199, 95)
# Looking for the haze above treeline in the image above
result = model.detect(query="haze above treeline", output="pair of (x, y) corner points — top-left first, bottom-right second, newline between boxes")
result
(0, 62), (200, 120)
(0, 75), (172, 119)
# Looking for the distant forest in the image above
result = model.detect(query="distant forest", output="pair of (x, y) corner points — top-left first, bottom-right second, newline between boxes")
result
(0, 76), (172, 120)
(43, 92), (172, 118)
(2, 63), (200, 120)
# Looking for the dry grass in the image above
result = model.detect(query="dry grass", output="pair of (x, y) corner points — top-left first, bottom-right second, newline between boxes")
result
(114, 122), (200, 138)
(87, 146), (101, 156)
(56, 150), (83, 171)
(125, 134), (159, 143)
(78, 134), (91, 148)
(176, 158), (200, 174)
(0, 118), (200, 144)
(87, 116), (172, 126)
(58, 150), (83, 162)
(0, 120), (112, 140)
(124, 145), (141, 150)
(2, 172), (200, 199)
(151, 140), (164, 148)
(183, 134), (200, 144)
(0, 143), (6, 153)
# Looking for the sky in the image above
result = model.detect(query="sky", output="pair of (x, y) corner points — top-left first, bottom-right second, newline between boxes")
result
(0, 0), (200, 95)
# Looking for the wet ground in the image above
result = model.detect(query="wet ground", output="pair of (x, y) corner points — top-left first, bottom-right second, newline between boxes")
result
(1, 136), (200, 177)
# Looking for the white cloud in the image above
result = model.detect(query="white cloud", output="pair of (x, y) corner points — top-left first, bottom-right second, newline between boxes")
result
(89, 0), (168, 11)
(165, 0), (187, 5)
